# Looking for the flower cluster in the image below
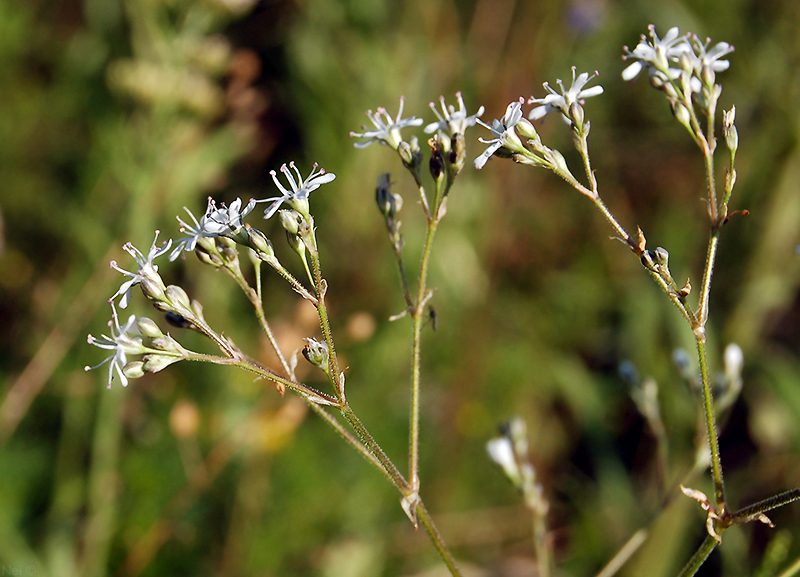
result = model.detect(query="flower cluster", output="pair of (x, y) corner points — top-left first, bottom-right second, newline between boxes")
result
(85, 302), (185, 388)
(88, 160), (338, 387)
(622, 25), (734, 95)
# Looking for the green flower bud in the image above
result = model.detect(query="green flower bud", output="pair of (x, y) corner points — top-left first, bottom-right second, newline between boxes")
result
(142, 353), (183, 373)
(279, 209), (301, 235)
(137, 317), (164, 339)
(140, 277), (167, 303)
(123, 361), (146, 380)
(247, 226), (275, 258)
(165, 285), (192, 313)
(302, 338), (330, 375)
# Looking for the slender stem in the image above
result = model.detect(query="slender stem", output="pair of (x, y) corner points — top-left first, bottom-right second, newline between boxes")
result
(306, 402), (393, 484)
(704, 149), (719, 224)
(696, 229), (720, 329)
(408, 178), (446, 491)
(394, 242), (414, 309)
(416, 501), (463, 577)
(533, 505), (551, 577)
(268, 260), (318, 304)
(729, 488), (800, 522)
(594, 529), (648, 577)
(226, 260), (292, 377)
(696, 337), (726, 511)
(187, 350), (340, 406)
(339, 403), (410, 493)
(676, 535), (720, 577)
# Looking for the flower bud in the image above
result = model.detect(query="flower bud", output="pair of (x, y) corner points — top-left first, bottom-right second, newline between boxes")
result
(142, 353), (182, 373)
(568, 102), (585, 130)
(166, 285), (192, 312)
(723, 107), (738, 154)
(285, 229), (305, 257)
(654, 247), (669, 268)
(670, 101), (692, 131)
(123, 361), (146, 380)
(429, 147), (444, 182)
(246, 226), (275, 258)
(137, 317), (164, 339)
(302, 338), (330, 375)
(515, 117), (539, 142)
(195, 245), (224, 267)
(164, 311), (195, 329)
(140, 277), (167, 303)
(701, 64), (715, 90)
(278, 209), (301, 235)
(375, 173), (402, 219)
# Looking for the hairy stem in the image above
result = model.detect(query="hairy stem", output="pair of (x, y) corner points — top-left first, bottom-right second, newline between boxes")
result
(677, 535), (720, 577)
(696, 337), (726, 510)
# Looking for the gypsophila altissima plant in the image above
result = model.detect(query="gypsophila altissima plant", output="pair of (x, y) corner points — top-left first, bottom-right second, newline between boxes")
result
(85, 25), (800, 577)
(476, 25), (800, 577)
(87, 92), (488, 575)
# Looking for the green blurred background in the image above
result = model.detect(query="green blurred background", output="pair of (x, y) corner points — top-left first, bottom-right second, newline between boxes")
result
(2, 0), (800, 575)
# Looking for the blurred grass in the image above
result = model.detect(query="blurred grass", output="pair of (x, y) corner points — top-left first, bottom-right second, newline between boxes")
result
(2, 0), (800, 576)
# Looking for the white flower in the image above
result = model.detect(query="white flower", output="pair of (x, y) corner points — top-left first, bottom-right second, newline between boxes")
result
(690, 35), (734, 77)
(528, 67), (604, 121)
(474, 98), (525, 169)
(110, 231), (172, 309)
(424, 92), (484, 137)
(169, 198), (225, 261)
(622, 25), (692, 82)
(205, 197), (256, 236)
(487, 437), (520, 484)
(85, 302), (145, 388)
(259, 162), (335, 219)
(350, 97), (424, 149)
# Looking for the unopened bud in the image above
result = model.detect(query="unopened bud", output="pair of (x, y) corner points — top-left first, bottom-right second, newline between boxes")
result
(247, 227), (275, 258)
(375, 173), (402, 219)
(429, 148), (444, 182)
(569, 102), (585, 130)
(123, 361), (146, 380)
(165, 285), (192, 312)
(140, 277), (167, 303)
(723, 107), (738, 153)
(654, 247), (669, 268)
(137, 317), (164, 338)
(196, 245), (224, 267)
(671, 101), (692, 131)
(302, 338), (330, 375)
(398, 140), (414, 166)
(142, 353), (182, 373)
(515, 118), (539, 142)
(701, 65), (715, 90)
(678, 52), (694, 74)
(278, 209), (301, 235)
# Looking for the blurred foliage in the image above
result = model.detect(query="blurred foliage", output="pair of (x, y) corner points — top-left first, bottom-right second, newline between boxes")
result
(2, 0), (800, 576)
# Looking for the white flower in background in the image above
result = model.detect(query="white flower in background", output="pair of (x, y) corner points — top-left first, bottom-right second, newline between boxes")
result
(622, 25), (692, 82)
(424, 92), (485, 137)
(528, 67), (604, 121)
(350, 97), (424, 149)
(474, 99), (527, 169)
(110, 231), (172, 308)
(259, 162), (336, 219)
(487, 436), (520, 484)
(85, 302), (146, 388)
